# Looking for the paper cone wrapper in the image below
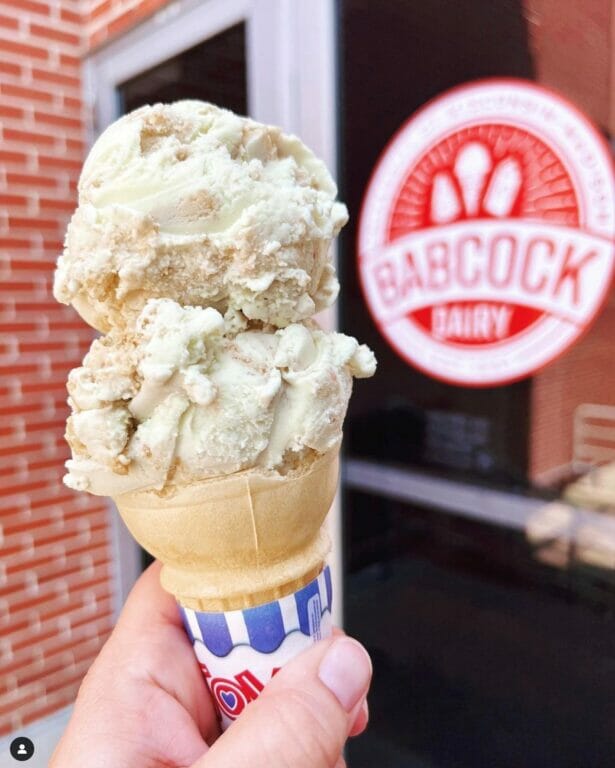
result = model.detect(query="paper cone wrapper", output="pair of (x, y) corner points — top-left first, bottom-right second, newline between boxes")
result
(113, 446), (339, 611)
(180, 565), (333, 729)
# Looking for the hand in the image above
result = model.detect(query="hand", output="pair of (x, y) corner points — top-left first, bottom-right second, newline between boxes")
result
(50, 562), (372, 768)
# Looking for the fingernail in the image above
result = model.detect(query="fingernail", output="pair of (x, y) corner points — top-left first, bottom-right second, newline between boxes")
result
(361, 698), (369, 721)
(318, 638), (372, 712)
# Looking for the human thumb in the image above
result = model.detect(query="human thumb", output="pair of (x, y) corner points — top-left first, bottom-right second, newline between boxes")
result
(193, 636), (372, 768)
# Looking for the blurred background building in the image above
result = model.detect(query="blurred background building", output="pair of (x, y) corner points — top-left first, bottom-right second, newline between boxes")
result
(1, 1), (615, 766)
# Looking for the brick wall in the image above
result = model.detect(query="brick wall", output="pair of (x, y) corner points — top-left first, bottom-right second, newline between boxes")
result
(86, 0), (169, 50)
(0, 0), (116, 737)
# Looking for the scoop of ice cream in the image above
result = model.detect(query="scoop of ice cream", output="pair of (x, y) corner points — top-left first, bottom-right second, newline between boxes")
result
(63, 299), (376, 495)
(54, 100), (348, 332)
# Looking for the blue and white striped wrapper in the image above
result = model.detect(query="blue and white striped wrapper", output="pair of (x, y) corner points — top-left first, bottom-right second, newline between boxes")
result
(179, 565), (333, 729)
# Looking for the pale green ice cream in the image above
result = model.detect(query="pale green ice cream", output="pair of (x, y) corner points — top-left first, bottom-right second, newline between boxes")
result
(54, 100), (347, 332)
(64, 299), (375, 495)
(56, 101), (375, 496)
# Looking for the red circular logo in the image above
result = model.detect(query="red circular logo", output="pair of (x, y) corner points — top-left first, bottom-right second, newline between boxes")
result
(358, 79), (615, 386)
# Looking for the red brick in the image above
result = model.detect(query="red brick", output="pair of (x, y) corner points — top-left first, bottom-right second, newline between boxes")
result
(19, 340), (81, 355)
(31, 67), (80, 88)
(0, 441), (42, 458)
(0, 477), (54, 498)
(41, 663), (95, 699)
(6, 172), (58, 188)
(106, 6), (142, 39)
(27, 457), (67, 473)
(2, 513), (64, 539)
(4, 583), (112, 634)
(0, 686), (45, 717)
(2, 396), (63, 417)
(9, 217), (59, 231)
(34, 110), (83, 129)
(0, 194), (28, 207)
(22, 691), (79, 727)
(38, 155), (82, 171)
(36, 198), (76, 214)
(90, 0), (115, 22)
(24, 418), (67, 434)
(45, 622), (115, 662)
(0, 363), (36, 378)
(9, 660), (72, 697)
(65, 137), (85, 152)
(9, 258), (59, 271)
(41, 238), (65, 250)
(69, 607), (114, 636)
(1, 82), (53, 103)
(10, 600), (113, 656)
(0, 149), (29, 164)
(60, 8), (82, 24)
(59, 53), (80, 69)
(62, 95), (82, 110)
(29, 23), (80, 46)
(0, 38), (48, 60)
(0, 14), (18, 30)
(143, 0), (170, 15)
(3, 128), (55, 146)
(0, 237), (32, 249)
(0, 573), (31, 601)
(0, 0), (50, 15)
(9, 622), (63, 657)
(38, 560), (111, 596)
(1, 582), (77, 620)
(22, 377), (71, 392)
(11, 301), (66, 315)
(4, 525), (108, 565)
(48, 635), (102, 668)
(0, 60), (21, 76)
(47, 571), (113, 602)
(0, 104), (25, 120)
(0, 644), (39, 679)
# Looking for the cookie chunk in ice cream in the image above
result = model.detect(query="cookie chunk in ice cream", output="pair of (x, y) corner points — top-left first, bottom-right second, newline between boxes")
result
(54, 100), (348, 332)
(63, 299), (376, 496)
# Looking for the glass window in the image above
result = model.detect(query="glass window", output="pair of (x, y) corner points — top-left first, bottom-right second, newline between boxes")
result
(119, 23), (247, 116)
(338, 2), (615, 765)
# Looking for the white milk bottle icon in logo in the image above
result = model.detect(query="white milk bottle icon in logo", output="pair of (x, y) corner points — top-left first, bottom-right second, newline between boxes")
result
(430, 141), (522, 223)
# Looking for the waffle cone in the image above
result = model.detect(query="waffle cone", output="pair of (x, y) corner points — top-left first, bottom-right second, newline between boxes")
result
(113, 447), (339, 611)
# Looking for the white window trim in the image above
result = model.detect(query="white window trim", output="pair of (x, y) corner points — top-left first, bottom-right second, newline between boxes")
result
(83, 0), (343, 623)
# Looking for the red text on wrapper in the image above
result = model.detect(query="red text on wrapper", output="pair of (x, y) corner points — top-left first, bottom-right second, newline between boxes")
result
(199, 662), (281, 720)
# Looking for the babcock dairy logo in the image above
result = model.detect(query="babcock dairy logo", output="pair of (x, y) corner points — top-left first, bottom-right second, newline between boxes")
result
(358, 79), (615, 386)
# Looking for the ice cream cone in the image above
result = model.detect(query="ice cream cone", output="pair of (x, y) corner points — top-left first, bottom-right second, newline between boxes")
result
(113, 446), (340, 611)
(56, 101), (375, 729)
